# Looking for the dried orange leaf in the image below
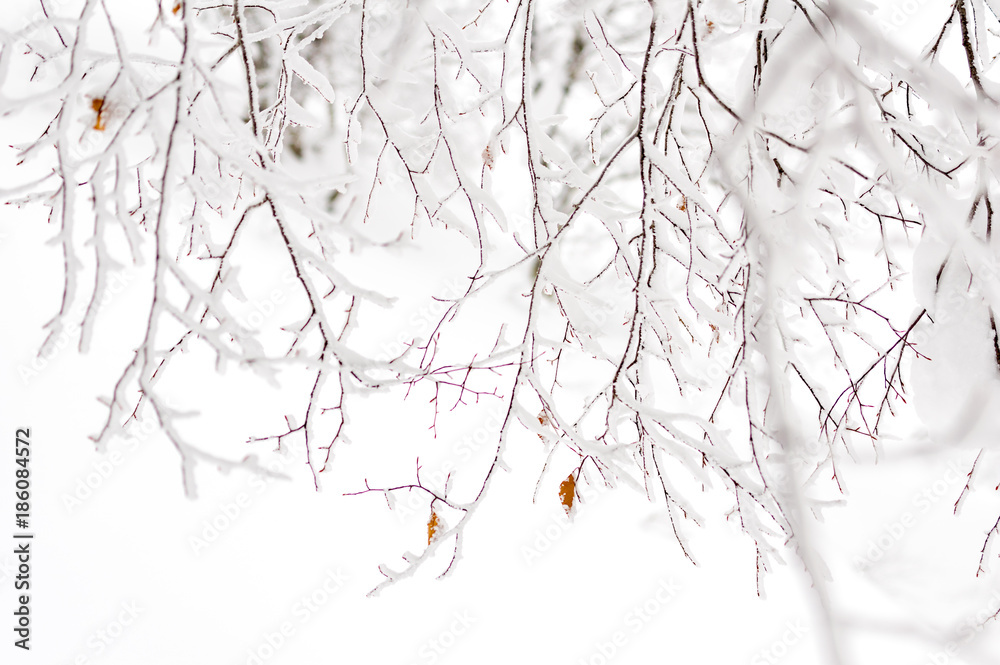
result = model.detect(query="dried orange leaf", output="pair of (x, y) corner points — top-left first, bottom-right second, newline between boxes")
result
(559, 474), (576, 515)
(427, 510), (439, 545)
(537, 410), (550, 441)
(91, 98), (106, 131)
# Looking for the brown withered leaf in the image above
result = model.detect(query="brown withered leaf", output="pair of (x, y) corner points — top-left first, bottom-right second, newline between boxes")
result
(537, 410), (550, 441)
(427, 510), (440, 545)
(92, 98), (106, 131)
(559, 474), (576, 515)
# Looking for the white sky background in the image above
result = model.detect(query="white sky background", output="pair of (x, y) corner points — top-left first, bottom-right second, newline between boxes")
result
(2, 0), (1000, 664)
